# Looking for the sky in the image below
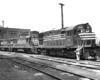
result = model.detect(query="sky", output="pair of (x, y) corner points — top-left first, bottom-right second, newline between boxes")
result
(0, 0), (100, 37)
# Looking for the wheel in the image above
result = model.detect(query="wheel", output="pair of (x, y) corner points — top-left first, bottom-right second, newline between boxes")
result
(64, 50), (76, 59)
(24, 48), (32, 54)
(82, 51), (89, 60)
(12, 48), (17, 52)
(41, 49), (46, 55)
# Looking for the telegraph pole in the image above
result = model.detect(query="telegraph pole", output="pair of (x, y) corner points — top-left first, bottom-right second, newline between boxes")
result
(59, 3), (64, 29)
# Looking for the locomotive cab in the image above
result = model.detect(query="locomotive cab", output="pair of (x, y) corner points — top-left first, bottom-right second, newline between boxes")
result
(72, 23), (98, 60)
(78, 32), (97, 60)
(72, 23), (92, 47)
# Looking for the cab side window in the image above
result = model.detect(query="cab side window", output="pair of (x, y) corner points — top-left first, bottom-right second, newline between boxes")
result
(78, 29), (81, 33)
(74, 29), (77, 36)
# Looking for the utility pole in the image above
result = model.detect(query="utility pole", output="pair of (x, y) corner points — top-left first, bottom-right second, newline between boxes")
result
(59, 3), (64, 29)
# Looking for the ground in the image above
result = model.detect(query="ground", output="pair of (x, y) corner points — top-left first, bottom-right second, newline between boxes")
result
(0, 58), (54, 80)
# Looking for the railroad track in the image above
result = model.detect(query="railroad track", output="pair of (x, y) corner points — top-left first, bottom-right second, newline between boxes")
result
(29, 55), (100, 70)
(0, 58), (61, 80)
(1, 50), (100, 70)
(1, 51), (100, 79)
(9, 59), (64, 80)
(2, 57), (91, 80)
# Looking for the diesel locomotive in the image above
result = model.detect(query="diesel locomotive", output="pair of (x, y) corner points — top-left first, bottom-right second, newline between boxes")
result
(0, 31), (39, 53)
(37, 23), (99, 60)
(0, 23), (99, 60)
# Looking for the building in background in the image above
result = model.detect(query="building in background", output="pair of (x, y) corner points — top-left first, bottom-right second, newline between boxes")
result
(0, 20), (30, 39)
(0, 27), (30, 39)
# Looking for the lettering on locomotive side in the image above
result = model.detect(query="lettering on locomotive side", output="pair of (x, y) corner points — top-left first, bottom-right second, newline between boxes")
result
(44, 34), (66, 41)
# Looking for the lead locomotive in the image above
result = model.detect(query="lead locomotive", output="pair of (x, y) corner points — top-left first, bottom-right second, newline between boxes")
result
(38, 23), (99, 60)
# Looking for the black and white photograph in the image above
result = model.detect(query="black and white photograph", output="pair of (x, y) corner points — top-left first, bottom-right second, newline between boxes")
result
(0, 0), (100, 80)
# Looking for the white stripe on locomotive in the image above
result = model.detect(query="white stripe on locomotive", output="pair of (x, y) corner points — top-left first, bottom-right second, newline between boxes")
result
(78, 33), (95, 36)
(79, 32), (95, 40)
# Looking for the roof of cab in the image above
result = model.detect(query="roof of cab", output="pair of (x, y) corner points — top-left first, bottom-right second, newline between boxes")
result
(65, 23), (89, 31)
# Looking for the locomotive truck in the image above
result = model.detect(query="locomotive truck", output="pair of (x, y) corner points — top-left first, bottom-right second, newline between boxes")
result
(0, 23), (100, 60)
